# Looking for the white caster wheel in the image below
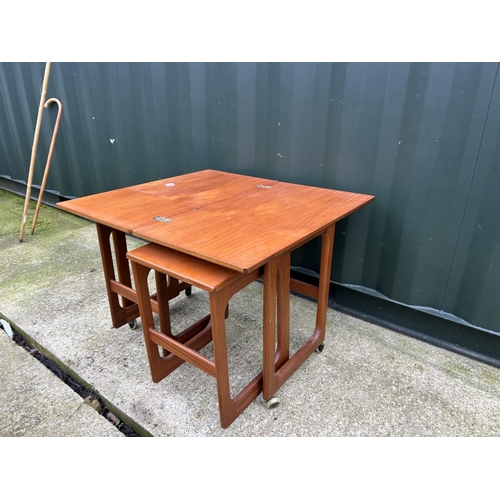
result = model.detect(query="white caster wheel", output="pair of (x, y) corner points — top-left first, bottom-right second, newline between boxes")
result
(265, 397), (280, 409)
(128, 319), (138, 330)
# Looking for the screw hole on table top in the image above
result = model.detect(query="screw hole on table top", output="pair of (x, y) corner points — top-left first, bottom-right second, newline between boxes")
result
(153, 216), (172, 223)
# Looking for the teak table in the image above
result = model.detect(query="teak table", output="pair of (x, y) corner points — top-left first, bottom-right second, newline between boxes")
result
(57, 169), (374, 427)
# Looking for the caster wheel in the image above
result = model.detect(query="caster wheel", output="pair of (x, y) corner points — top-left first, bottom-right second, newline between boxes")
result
(128, 319), (138, 330)
(185, 287), (192, 297)
(265, 397), (280, 410)
(316, 343), (324, 353)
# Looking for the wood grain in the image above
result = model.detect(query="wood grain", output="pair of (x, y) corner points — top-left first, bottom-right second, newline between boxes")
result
(127, 242), (242, 292)
(58, 169), (374, 272)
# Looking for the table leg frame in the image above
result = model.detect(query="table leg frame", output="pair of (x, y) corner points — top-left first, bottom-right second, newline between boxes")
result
(96, 224), (139, 328)
(263, 224), (335, 401)
(95, 223), (190, 328)
(131, 258), (263, 429)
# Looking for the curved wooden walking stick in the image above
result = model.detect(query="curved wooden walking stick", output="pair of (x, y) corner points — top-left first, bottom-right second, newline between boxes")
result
(19, 62), (51, 242)
(30, 97), (63, 235)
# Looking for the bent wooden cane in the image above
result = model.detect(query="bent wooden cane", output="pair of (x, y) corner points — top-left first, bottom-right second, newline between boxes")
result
(30, 97), (63, 235)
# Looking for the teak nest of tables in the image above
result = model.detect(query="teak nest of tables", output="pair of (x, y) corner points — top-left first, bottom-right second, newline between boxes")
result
(57, 169), (374, 428)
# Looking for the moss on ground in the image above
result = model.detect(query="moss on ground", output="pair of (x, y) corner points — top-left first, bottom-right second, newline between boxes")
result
(0, 189), (96, 302)
(0, 189), (89, 239)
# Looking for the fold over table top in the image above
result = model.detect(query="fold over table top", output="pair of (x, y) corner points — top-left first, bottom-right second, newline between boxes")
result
(57, 169), (374, 273)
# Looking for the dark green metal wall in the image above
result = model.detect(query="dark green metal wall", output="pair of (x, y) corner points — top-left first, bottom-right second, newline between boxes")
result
(1, 62), (500, 344)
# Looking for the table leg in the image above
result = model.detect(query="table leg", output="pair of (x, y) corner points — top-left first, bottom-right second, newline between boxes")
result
(210, 282), (263, 428)
(112, 229), (134, 309)
(95, 224), (191, 329)
(263, 224), (335, 401)
(96, 223), (139, 328)
(131, 261), (214, 381)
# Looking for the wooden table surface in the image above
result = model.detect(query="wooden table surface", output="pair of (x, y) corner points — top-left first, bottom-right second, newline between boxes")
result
(57, 169), (374, 272)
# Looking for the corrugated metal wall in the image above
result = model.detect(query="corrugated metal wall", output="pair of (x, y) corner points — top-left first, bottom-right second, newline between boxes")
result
(1, 62), (500, 335)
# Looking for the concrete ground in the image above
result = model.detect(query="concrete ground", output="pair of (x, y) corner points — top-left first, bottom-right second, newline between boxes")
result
(1, 188), (500, 437)
(0, 326), (122, 437)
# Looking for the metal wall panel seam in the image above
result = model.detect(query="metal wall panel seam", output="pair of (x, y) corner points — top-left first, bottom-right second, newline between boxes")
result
(441, 62), (500, 309)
